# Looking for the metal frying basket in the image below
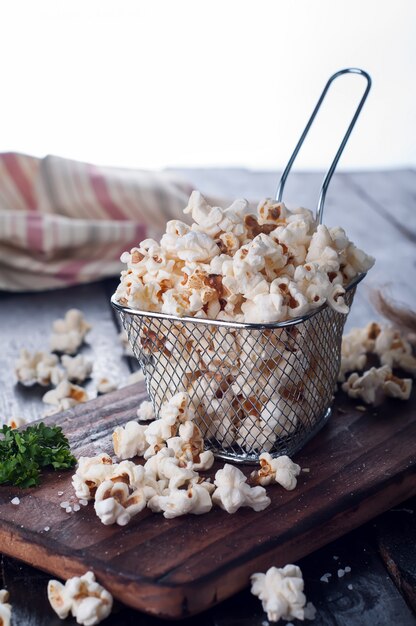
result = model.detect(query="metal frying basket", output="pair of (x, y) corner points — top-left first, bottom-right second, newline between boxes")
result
(112, 68), (372, 464)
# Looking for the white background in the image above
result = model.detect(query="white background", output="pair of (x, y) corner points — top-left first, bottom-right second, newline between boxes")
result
(0, 0), (415, 171)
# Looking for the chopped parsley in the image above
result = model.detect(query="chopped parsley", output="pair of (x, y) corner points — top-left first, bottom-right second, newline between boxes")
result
(0, 423), (76, 488)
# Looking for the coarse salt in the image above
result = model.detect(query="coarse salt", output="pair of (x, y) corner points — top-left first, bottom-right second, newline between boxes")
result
(60, 501), (70, 508)
(65, 507), (72, 513)
(73, 503), (81, 512)
(44, 526), (50, 532)
(320, 573), (331, 583)
(57, 491), (64, 496)
(79, 499), (88, 507)
(337, 569), (345, 578)
(11, 497), (20, 505)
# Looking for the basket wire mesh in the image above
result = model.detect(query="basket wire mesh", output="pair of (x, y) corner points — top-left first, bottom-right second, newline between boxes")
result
(112, 67), (371, 463)
(112, 277), (362, 463)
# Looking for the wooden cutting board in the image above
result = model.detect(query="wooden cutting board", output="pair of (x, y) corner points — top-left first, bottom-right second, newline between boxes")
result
(0, 382), (415, 619)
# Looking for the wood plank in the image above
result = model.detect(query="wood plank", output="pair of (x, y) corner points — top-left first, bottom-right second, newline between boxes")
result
(375, 498), (416, 612)
(0, 382), (414, 619)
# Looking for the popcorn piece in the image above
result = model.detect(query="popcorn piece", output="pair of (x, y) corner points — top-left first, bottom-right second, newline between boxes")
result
(251, 453), (301, 490)
(72, 453), (114, 500)
(15, 349), (63, 387)
(342, 365), (412, 405)
(6, 415), (27, 429)
(48, 571), (113, 625)
(0, 589), (11, 626)
(42, 380), (89, 413)
(61, 354), (93, 383)
(149, 482), (212, 519)
(50, 309), (91, 355)
(251, 564), (315, 623)
(136, 400), (155, 422)
(212, 464), (270, 513)
(94, 480), (146, 526)
(112, 421), (148, 459)
(96, 377), (118, 394)
(374, 327), (416, 374)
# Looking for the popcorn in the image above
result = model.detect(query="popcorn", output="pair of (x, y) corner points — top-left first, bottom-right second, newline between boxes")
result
(61, 354), (93, 383)
(0, 589), (12, 626)
(115, 192), (373, 325)
(42, 380), (89, 414)
(112, 192), (375, 454)
(15, 349), (63, 387)
(94, 480), (146, 526)
(96, 377), (118, 394)
(212, 464), (270, 514)
(148, 482), (212, 519)
(137, 400), (155, 422)
(72, 453), (114, 500)
(112, 421), (148, 459)
(48, 571), (113, 625)
(251, 453), (301, 490)
(342, 365), (412, 405)
(374, 327), (416, 374)
(50, 309), (91, 355)
(250, 564), (315, 623)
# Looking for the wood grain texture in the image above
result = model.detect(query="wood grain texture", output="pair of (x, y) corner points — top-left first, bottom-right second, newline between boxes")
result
(0, 383), (414, 619)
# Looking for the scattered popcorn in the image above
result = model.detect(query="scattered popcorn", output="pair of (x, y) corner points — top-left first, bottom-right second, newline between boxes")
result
(149, 482), (212, 519)
(251, 564), (315, 623)
(47, 571), (112, 625)
(136, 400), (155, 422)
(251, 453), (301, 490)
(42, 380), (89, 413)
(342, 365), (412, 405)
(15, 349), (63, 387)
(11, 497), (20, 505)
(61, 354), (93, 383)
(72, 453), (114, 501)
(212, 464), (270, 514)
(94, 480), (147, 526)
(0, 589), (12, 626)
(96, 377), (118, 394)
(112, 421), (148, 459)
(50, 309), (91, 355)
(6, 415), (27, 429)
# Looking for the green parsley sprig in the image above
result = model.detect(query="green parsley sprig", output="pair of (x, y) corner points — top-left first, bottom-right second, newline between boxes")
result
(0, 423), (76, 488)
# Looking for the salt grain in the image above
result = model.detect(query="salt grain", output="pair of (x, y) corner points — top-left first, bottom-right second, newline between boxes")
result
(333, 555), (339, 560)
(73, 503), (81, 512)
(65, 506), (72, 513)
(60, 501), (70, 508)
(302, 468), (310, 473)
(345, 566), (351, 573)
(44, 526), (50, 532)
(79, 499), (88, 507)
(337, 569), (345, 578)
(320, 573), (331, 583)
(57, 491), (64, 496)
(348, 584), (353, 590)
(11, 497), (20, 505)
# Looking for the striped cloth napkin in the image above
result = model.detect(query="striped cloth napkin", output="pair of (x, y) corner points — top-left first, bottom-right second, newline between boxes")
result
(0, 153), (197, 291)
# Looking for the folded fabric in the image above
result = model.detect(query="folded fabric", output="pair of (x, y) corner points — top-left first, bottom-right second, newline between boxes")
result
(0, 153), (197, 291)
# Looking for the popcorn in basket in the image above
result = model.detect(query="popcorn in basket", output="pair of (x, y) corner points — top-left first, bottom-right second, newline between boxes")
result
(112, 68), (374, 463)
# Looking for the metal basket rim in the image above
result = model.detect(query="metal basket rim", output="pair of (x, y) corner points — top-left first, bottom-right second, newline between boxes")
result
(111, 272), (365, 330)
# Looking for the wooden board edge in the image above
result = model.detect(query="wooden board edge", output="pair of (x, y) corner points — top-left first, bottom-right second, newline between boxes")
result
(0, 471), (415, 619)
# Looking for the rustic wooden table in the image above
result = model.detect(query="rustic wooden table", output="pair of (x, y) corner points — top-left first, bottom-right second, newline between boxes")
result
(0, 170), (415, 625)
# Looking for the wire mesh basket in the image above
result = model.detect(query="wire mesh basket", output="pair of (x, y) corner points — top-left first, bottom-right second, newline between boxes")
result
(111, 68), (371, 463)
(112, 275), (363, 463)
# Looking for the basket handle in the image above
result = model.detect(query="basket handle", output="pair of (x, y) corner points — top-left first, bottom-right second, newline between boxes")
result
(275, 68), (372, 223)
